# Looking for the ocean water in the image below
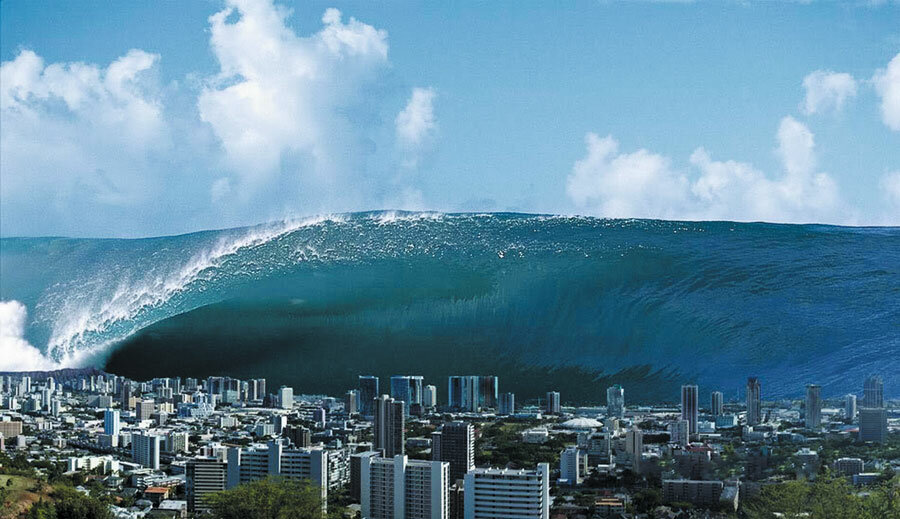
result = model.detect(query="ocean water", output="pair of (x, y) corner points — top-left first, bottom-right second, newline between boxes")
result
(1, 212), (897, 403)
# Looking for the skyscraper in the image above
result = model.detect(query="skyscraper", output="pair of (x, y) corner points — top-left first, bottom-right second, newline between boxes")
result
(863, 375), (884, 409)
(373, 395), (405, 457)
(746, 377), (761, 426)
(359, 376), (379, 417)
(710, 391), (724, 417)
(423, 385), (437, 408)
(477, 376), (499, 409)
(858, 408), (887, 443)
(626, 426), (643, 471)
(345, 390), (359, 415)
(546, 391), (561, 414)
(681, 385), (699, 436)
(104, 409), (120, 436)
(805, 384), (822, 429)
(279, 386), (294, 410)
(390, 375), (424, 411)
(132, 432), (161, 469)
(498, 392), (515, 416)
(606, 385), (625, 419)
(187, 457), (227, 515)
(464, 465), (550, 519)
(845, 394), (857, 423)
(361, 455), (449, 519)
(448, 376), (497, 412)
(432, 422), (474, 482)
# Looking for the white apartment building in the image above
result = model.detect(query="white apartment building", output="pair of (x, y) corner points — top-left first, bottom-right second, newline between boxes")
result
(361, 454), (449, 519)
(464, 464), (550, 519)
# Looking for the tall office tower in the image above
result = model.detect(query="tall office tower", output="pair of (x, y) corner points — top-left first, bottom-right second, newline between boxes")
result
(350, 451), (381, 502)
(448, 376), (473, 411)
(132, 433), (161, 469)
(559, 446), (583, 484)
(283, 425), (311, 448)
(805, 384), (822, 429)
(279, 386), (294, 410)
(272, 414), (287, 435)
(345, 390), (359, 415)
(46, 376), (55, 393)
(863, 375), (884, 409)
(606, 385), (625, 418)
(498, 392), (515, 416)
(185, 378), (198, 392)
(104, 409), (120, 436)
(257, 379), (266, 399)
(136, 399), (155, 421)
(746, 377), (762, 426)
(845, 394), (858, 423)
(423, 385), (437, 409)
(373, 395), (405, 457)
(121, 383), (132, 410)
(390, 375), (425, 411)
(432, 422), (474, 482)
(681, 385), (699, 436)
(626, 426), (644, 471)
(464, 465), (550, 519)
(546, 391), (561, 414)
(359, 376), (380, 417)
(710, 391), (724, 417)
(361, 454), (450, 519)
(477, 376), (499, 409)
(858, 408), (888, 443)
(186, 457), (227, 515)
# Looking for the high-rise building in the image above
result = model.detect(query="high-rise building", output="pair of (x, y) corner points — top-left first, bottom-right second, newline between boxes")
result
(858, 408), (887, 443)
(606, 385), (625, 419)
(278, 386), (294, 410)
(136, 399), (155, 421)
(104, 409), (120, 437)
(498, 392), (515, 416)
(359, 376), (380, 417)
(132, 433), (161, 469)
(477, 376), (499, 409)
(447, 376), (499, 412)
(226, 440), (331, 508)
(166, 431), (189, 453)
(559, 446), (583, 484)
(845, 394), (857, 423)
(432, 422), (474, 482)
(805, 384), (822, 429)
(345, 390), (359, 415)
(863, 375), (884, 409)
(350, 451), (381, 502)
(669, 420), (689, 447)
(361, 454), (449, 519)
(186, 457), (227, 515)
(391, 375), (425, 411)
(464, 465), (550, 519)
(626, 426), (643, 471)
(374, 395), (405, 457)
(546, 391), (561, 415)
(746, 377), (761, 426)
(121, 383), (133, 410)
(423, 385), (437, 409)
(681, 385), (699, 436)
(710, 391), (724, 417)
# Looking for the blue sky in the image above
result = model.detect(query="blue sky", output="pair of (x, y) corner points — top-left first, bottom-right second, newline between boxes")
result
(1, 0), (898, 237)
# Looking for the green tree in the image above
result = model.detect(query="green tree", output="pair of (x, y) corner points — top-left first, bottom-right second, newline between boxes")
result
(51, 486), (113, 519)
(207, 477), (345, 519)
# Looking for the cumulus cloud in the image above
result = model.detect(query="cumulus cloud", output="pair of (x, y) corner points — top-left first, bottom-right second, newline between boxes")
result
(0, 48), (174, 236)
(881, 171), (900, 207)
(198, 0), (390, 202)
(801, 70), (857, 115)
(396, 87), (437, 148)
(567, 116), (847, 224)
(873, 52), (900, 131)
(0, 301), (60, 371)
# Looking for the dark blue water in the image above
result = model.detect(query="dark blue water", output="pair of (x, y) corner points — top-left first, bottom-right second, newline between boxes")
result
(1, 212), (897, 403)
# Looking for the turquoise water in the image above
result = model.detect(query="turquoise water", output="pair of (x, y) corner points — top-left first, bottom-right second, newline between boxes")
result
(2, 212), (897, 403)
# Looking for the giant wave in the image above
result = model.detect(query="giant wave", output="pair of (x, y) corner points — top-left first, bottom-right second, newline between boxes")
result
(1, 212), (897, 403)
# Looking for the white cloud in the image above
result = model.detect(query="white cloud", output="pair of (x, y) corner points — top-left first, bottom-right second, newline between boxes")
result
(801, 70), (857, 115)
(396, 87), (437, 148)
(0, 48), (171, 235)
(881, 171), (900, 206)
(566, 133), (689, 219)
(0, 301), (60, 371)
(198, 0), (390, 198)
(873, 52), (900, 131)
(567, 117), (847, 223)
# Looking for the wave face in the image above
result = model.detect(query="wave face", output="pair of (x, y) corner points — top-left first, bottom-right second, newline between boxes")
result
(2, 212), (898, 403)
